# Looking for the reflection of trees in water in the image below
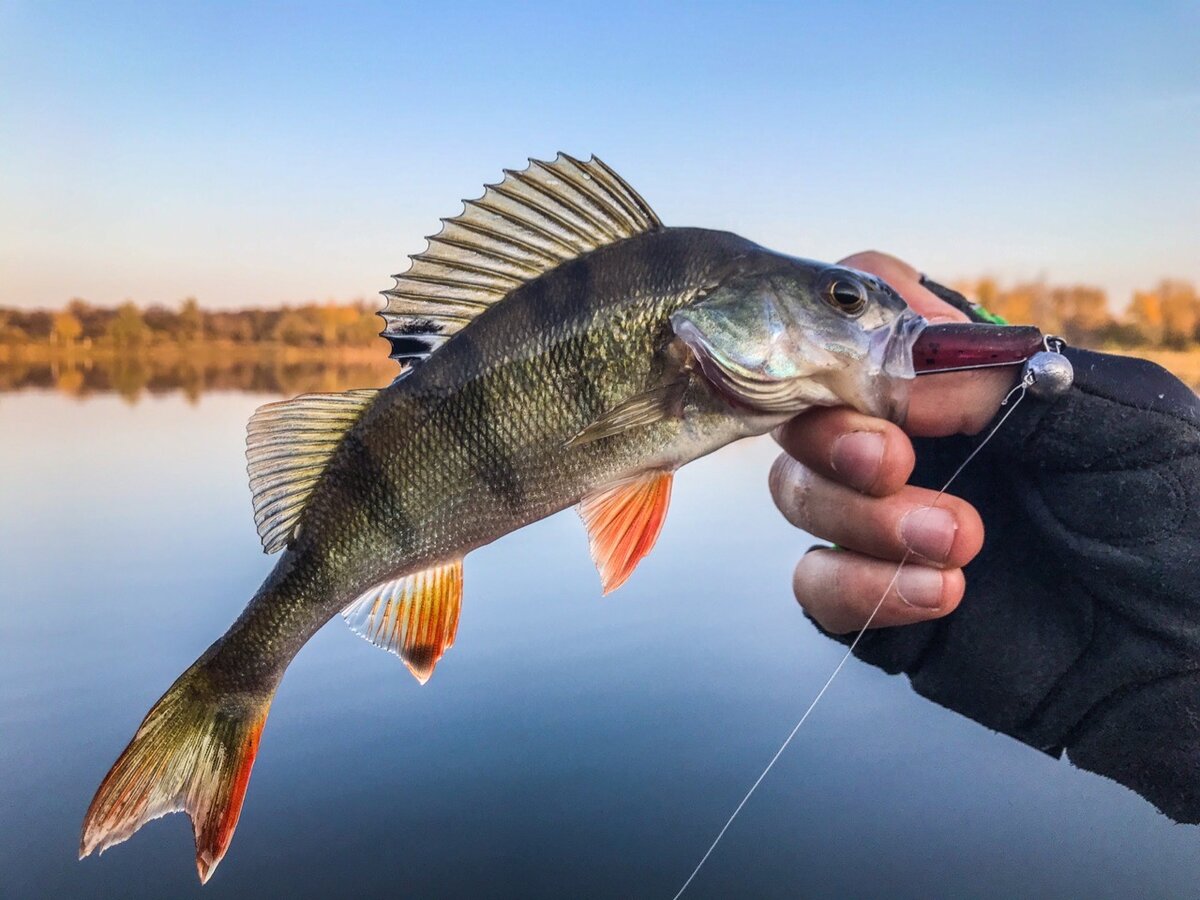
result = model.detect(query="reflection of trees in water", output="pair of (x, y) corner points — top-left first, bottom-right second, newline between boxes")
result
(0, 356), (394, 402)
(54, 366), (85, 396)
(5, 345), (1200, 399)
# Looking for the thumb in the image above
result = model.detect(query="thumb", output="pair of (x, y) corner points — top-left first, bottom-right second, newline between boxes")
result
(905, 367), (1021, 437)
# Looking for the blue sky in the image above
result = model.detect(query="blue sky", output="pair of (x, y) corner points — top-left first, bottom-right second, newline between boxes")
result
(1, 1), (1196, 310)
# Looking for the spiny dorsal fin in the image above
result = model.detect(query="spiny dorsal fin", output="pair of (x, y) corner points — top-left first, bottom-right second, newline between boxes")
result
(341, 560), (463, 684)
(246, 389), (377, 553)
(578, 471), (673, 595)
(380, 153), (661, 368)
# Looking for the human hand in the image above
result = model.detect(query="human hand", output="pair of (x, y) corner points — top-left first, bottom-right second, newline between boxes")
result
(770, 251), (1200, 823)
(768, 251), (1018, 634)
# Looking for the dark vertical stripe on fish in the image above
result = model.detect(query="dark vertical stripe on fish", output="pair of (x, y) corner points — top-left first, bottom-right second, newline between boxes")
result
(454, 333), (526, 511)
(331, 432), (415, 554)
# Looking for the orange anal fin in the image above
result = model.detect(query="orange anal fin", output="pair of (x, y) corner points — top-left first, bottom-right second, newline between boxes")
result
(341, 560), (463, 684)
(578, 471), (673, 595)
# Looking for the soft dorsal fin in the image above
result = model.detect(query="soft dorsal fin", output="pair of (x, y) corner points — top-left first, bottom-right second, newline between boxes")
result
(246, 389), (377, 553)
(341, 560), (464, 684)
(578, 471), (673, 595)
(380, 153), (661, 368)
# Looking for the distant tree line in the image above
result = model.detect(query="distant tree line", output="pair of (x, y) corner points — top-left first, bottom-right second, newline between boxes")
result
(2, 280), (1199, 352)
(957, 278), (1200, 349)
(0, 298), (383, 349)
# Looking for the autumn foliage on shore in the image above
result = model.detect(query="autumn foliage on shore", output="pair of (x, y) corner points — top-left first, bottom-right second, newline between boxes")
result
(957, 279), (1200, 350)
(3, 280), (1199, 353)
(0, 299), (393, 398)
(0, 298), (383, 351)
(2, 280), (1199, 399)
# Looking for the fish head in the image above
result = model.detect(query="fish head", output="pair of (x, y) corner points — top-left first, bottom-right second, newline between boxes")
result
(671, 258), (926, 423)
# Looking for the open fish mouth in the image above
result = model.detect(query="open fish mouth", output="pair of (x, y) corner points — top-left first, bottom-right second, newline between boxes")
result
(873, 309), (927, 380)
(866, 309), (927, 422)
(676, 309), (1045, 425)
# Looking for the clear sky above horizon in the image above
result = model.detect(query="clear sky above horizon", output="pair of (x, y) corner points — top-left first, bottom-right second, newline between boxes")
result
(2, 1), (1196, 311)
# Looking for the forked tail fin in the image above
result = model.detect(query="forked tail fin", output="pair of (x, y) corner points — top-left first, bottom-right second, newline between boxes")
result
(79, 661), (274, 884)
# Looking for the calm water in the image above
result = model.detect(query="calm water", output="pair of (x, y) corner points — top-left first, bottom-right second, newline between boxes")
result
(1, 390), (1196, 899)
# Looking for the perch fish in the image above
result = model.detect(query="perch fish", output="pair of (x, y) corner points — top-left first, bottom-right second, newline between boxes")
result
(81, 154), (941, 882)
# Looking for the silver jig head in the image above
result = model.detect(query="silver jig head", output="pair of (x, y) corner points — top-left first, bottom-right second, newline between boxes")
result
(1024, 347), (1074, 400)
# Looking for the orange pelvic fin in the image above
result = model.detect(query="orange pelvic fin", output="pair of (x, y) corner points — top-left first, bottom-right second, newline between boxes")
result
(342, 560), (464, 684)
(80, 664), (273, 884)
(578, 470), (673, 595)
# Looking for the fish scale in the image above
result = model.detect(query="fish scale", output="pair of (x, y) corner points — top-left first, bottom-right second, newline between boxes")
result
(295, 229), (746, 586)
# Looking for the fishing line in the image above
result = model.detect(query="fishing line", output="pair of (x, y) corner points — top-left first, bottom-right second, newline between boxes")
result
(671, 372), (1034, 900)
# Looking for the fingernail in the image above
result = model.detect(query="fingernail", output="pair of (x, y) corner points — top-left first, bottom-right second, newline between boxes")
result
(830, 431), (885, 492)
(899, 507), (957, 563)
(895, 566), (944, 608)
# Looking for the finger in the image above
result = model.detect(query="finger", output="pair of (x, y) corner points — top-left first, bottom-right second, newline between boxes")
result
(838, 251), (969, 322)
(775, 364), (1019, 457)
(773, 407), (914, 497)
(906, 366), (1020, 437)
(769, 455), (984, 568)
(793, 548), (965, 635)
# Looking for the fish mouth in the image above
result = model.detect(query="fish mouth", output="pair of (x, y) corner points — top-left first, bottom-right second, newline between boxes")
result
(674, 309), (931, 422)
(866, 310), (927, 423)
(873, 309), (927, 381)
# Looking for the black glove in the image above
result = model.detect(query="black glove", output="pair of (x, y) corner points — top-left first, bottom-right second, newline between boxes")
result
(821, 278), (1200, 823)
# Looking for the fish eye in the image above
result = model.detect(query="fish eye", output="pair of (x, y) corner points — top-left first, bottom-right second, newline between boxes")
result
(824, 277), (869, 317)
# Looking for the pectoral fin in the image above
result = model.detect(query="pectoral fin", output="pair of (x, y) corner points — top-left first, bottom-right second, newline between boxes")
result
(341, 561), (463, 684)
(578, 471), (673, 594)
(567, 383), (687, 447)
(567, 342), (693, 447)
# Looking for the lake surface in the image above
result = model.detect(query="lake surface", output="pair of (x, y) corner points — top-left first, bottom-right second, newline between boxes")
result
(2, 389), (1196, 898)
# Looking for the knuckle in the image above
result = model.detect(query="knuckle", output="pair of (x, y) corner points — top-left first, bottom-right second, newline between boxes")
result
(838, 250), (891, 273)
(768, 452), (794, 500)
(793, 549), (861, 635)
(775, 407), (859, 464)
(770, 455), (817, 527)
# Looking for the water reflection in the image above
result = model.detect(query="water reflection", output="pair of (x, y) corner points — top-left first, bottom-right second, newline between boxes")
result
(2, 389), (1197, 898)
(3, 350), (1199, 404)
(0, 356), (394, 402)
